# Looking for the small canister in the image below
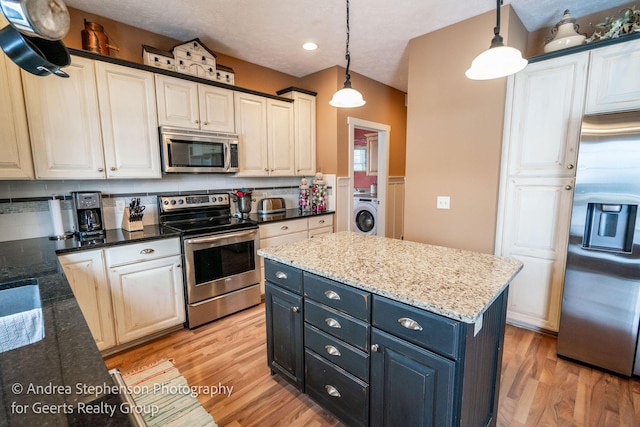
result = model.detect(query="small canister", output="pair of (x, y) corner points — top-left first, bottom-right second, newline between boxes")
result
(81, 19), (109, 55)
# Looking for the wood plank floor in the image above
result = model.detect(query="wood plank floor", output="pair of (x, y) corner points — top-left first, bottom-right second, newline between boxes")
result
(104, 303), (640, 427)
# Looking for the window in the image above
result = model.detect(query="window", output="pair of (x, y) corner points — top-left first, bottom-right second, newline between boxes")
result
(354, 146), (367, 172)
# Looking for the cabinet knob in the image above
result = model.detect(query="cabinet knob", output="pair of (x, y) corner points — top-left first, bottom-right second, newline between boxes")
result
(111, 166), (117, 171)
(319, 220), (325, 224)
(324, 290), (341, 300)
(140, 248), (155, 254)
(203, 121), (209, 125)
(264, 168), (269, 172)
(566, 164), (574, 169)
(398, 317), (423, 331)
(98, 167), (104, 172)
(565, 185), (573, 191)
(292, 306), (300, 313)
(281, 225), (289, 231)
(371, 344), (379, 352)
(325, 318), (341, 329)
(325, 345), (341, 357)
(324, 385), (341, 398)
(195, 119), (200, 124)
(275, 271), (288, 279)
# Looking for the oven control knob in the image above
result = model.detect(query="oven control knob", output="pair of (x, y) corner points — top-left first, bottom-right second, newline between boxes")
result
(163, 200), (169, 205)
(178, 199), (184, 204)
(170, 200), (176, 205)
(211, 196), (218, 202)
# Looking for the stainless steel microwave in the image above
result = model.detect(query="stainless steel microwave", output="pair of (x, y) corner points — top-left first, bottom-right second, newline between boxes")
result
(160, 126), (239, 173)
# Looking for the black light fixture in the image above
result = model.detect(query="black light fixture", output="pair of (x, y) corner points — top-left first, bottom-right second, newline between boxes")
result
(329, 0), (365, 108)
(465, 0), (527, 80)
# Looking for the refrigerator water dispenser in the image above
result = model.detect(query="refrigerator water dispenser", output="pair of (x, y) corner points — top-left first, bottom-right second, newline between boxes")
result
(583, 203), (637, 252)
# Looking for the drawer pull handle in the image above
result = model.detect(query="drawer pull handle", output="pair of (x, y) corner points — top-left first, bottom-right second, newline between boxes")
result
(325, 318), (342, 329)
(281, 225), (289, 230)
(325, 385), (341, 398)
(319, 220), (325, 224)
(325, 345), (341, 357)
(398, 317), (423, 331)
(275, 271), (288, 279)
(140, 248), (155, 254)
(371, 344), (379, 352)
(324, 290), (341, 300)
(292, 306), (300, 313)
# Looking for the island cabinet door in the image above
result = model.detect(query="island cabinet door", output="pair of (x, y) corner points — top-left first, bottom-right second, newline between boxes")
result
(265, 282), (304, 391)
(370, 328), (456, 427)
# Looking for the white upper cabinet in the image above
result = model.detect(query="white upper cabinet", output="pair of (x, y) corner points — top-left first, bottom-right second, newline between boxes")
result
(95, 61), (161, 179)
(279, 90), (317, 176)
(0, 47), (34, 179)
(22, 56), (105, 179)
(266, 98), (295, 176)
(23, 55), (161, 179)
(156, 74), (235, 132)
(235, 92), (269, 176)
(586, 38), (640, 114)
(506, 52), (589, 177)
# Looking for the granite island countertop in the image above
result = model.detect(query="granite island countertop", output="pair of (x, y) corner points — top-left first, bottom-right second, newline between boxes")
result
(258, 231), (523, 323)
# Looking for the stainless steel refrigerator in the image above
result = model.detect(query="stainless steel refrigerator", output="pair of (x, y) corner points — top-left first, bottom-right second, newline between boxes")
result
(557, 110), (640, 377)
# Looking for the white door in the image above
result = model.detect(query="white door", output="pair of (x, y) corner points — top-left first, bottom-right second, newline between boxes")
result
(155, 74), (199, 129)
(95, 62), (161, 179)
(501, 177), (574, 331)
(109, 255), (185, 344)
(199, 85), (235, 132)
(235, 92), (268, 176)
(58, 250), (117, 351)
(267, 98), (295, 176)
(0, 47), (33, 179)
(23, 56), (105, 179)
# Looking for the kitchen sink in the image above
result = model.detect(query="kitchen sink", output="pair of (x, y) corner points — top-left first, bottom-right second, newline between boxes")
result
(0, 278), (44, 353)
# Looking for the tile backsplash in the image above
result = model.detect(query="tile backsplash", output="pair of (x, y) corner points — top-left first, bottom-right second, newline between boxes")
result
(0, 174), (335, 242)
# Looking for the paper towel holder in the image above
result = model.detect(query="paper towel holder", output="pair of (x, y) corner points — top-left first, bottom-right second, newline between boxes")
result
(48, 195), (74, 240)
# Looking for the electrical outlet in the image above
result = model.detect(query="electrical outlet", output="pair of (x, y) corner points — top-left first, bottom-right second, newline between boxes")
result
(436, 196), (450, 210)
(116, 200), (125, 213)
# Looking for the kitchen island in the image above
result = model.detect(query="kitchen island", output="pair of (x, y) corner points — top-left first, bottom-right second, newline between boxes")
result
(259, 232), (523, 427)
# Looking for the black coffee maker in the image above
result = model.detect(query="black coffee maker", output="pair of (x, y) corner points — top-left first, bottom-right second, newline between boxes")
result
(71, 191), (105, 239)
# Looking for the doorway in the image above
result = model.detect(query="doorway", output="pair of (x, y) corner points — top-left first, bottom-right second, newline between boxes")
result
(347, 117), (390, 236)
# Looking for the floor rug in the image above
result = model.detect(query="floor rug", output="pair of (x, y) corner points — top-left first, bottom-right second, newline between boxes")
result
(119, 359), (217, 427)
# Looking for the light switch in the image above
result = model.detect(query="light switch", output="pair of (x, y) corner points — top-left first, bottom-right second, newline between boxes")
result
(116, 200), (125, 213)
(436, 196), (450, 210)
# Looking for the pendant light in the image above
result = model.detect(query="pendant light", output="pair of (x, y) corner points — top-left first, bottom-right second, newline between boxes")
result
(465, 0), (527, 80)
(330, 0), (365, 108)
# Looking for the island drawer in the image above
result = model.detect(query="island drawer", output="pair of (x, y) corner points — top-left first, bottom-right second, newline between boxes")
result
(305, 349), (369, 427)
(304, 324), (369, 382)
(305, 299), (369, 351)
(372, 295), (462, 360)
(304, 273), (371, 321)
(264, 259), (302, 294)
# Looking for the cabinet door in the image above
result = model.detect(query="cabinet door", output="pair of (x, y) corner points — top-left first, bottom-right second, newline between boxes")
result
(265, 282), (304, 391)
(586, 39), (640, 114)
(155, 74), (199, 129)
(198, 85), (235, 132)
(366, 135), (378, 176)
(292, 92), (316, 176)
(235, 92), (268, 176)
(23, 56), (105, 179)
(506, 53), (588, 177)
(370, 328), (455, 427)
(500, 177), (574, 331)
(95, 62), (161, 179)
(267, 99), (295, 176)
(58, 250), (116, 351)
(109, 255), (185, 344)
(0, 46), (33, 179)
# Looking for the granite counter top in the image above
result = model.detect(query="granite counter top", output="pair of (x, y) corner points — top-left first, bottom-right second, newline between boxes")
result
(0, 226), (180, 426)
(258, 232), (523, 323)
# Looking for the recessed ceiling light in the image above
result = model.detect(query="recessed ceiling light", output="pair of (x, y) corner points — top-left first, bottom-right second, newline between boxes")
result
(302, 42), (318, 51)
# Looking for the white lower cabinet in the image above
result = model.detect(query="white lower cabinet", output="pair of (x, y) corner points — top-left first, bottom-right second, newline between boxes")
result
(58, 238), (185, 352)
(58, 249), (116, 351)
(108, 255), (184, 344)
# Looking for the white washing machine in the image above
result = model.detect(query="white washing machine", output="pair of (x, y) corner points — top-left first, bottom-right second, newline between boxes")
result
(353, 197), (378, 235)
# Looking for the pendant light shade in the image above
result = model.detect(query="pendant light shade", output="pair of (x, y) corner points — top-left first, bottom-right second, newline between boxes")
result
(330, 0), (365, 108)
(466, 0), (527, 80)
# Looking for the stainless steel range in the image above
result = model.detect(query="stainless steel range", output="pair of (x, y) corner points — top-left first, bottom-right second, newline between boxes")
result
(158, 192), (260, 328)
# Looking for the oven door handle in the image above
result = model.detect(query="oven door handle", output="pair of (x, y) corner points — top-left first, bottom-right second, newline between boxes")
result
(185, 229), (257, 245)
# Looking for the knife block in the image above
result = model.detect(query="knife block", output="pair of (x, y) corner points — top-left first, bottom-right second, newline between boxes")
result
(122, 207), (144, 232)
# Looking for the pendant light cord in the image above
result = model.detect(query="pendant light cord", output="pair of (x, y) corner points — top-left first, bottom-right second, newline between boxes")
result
(344, 0), (352, 85)
(494, 0), (502, 37)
